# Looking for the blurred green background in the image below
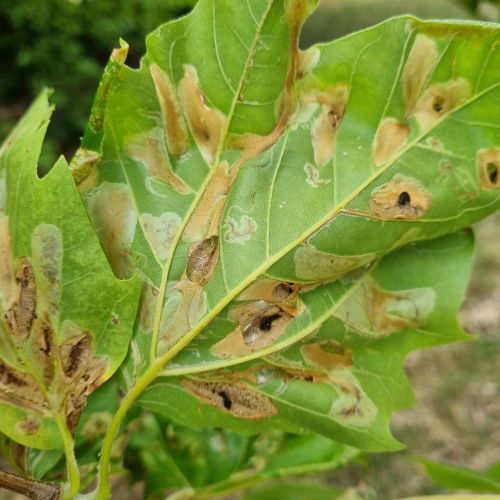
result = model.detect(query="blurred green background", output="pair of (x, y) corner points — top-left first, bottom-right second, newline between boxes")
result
(0, 0), (498, 170)
(0, 1), (499, 498)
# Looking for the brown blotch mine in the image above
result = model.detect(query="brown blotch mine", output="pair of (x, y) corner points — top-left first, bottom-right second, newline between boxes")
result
(294, 245), (375, 282)
(311, 85), (349, 166)
(238, 278), (301, 305)
(34, 314), (55, 383)
(87, 182), (136, 279)
(17, 417), (40, 436)
(0, 217), (15, 308)
(60, 332), (92, 379)
(369, 174), (431, 219)
(4, 257), (36, 340)
(69, 148), (100, 190)
(150, 63), (188, 157)
(183, 161), (232, 242)
(0, 361), (47, 411)
(402, 34), (439, 116)
(211, 300), (296, 358)
(372, 118), (409, 167)
(179, 65), (227, 165)
(414, 78), (471, 132)
(126, 128), (191, 194)
(65, 359), (107, 432)
(301, 341), (352, 371)
(186, 235), (219, 285)
(181, 380), (278, 419)
(335, 276), (436, 336)
(477, 148), (500, 189)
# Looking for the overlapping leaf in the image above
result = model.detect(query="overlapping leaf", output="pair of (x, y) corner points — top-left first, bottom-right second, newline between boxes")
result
(0, 92), (140, 449)
(76, 0), (499, 450)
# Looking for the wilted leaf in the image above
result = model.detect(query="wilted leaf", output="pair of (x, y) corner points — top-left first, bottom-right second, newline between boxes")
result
(0, 92), (140, 449)
(77, 0), (500, 453)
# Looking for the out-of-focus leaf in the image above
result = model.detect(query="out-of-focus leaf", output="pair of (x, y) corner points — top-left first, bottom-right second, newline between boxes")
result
(0, 91), (140, 449)
(419, 458), (500, 493)
(242, 480), (350, 500)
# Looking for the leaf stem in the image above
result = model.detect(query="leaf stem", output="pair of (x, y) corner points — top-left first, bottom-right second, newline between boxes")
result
(55, 413), (80, 499)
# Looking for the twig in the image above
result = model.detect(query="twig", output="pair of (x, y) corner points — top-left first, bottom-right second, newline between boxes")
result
(0, 469), (60, 500)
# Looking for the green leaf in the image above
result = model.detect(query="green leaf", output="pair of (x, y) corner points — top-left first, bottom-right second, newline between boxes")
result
(80, 0), (499, 453)
(0, 91), (140, 449)
(419, 458), (500, 493)
(242, 480), (348, 500)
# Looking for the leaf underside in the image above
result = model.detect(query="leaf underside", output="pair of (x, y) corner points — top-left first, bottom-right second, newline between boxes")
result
(2, 0), (500, 454)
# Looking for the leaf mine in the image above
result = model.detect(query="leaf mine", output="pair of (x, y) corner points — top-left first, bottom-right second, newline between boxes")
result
(402, 34), (439, 116)
(211, 300), (296, 358)
(311, 85), (349, 167)
(126, 128), (191, 194)
(0, 361), (48, 412)
(369, 174), (431, 219)
(181, 380), (278, 419)
(183, 162), (232, 242)
(304, 163), (331, 188)
(238, 278), (301, 304)
(60, 329), (93, 379)
(158, 281), (208, 356)
(69, 148), (101, 191)
(223, 215), (258, 244)
(4, 257), (37, 341)
(335, 276), (436, 337)
(0, 217), (15, 308)
(186, 235), (219, 285)
(179, 64), (227, 165)
(414, 78), (471, 132)
(87, 182), (137, 279)
(372, 118), (409, 167)
(140, 212), (182, 262)
(301, 341), (352, 371)
(149, 63), (188, 157)
(294, 245), (375, 282)
(477, 148), (500, 189)
(328, 372), (377, 427)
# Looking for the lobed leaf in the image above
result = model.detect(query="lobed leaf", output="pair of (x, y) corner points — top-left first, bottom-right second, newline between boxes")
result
(76, 0), (499, 451)
(0, 92), (140, 449)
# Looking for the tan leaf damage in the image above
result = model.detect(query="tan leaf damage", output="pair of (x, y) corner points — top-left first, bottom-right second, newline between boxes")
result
(183, 161), (232, 242)
(140, 212), (181, 262)
(477, 148), (500, 189)
(150, 63), (188, 157)
(87, 182), (137, 279)
(211, 300), (298, 358)
(402, 34), (439, 116)
(181, 380), (278, 419)
(0, 217), (15, 308)
(69, 148), (100, 191)
(179, 65), (227, 165)
(372, 118), (409, 167)
(294, 245), (375, 282)
(126, 127), (191, 194)
(4, 258), (36, 341)
(369, 174), (431, 219)
(238, 278), (301, 304)
(301, 340), (352, 371)
(335, 276), (436, 336)
(311, 85), (349, 167)
(414, 78), (471, 132)
(186, 235), (219, 285)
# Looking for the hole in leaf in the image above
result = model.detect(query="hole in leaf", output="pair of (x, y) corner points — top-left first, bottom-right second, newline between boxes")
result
(487, 162), (498, 185)
(432, 95), (445, 112)
(217, 390), (232, 410)
(397, 191), (411, 206)
(259, 313), (282, 331)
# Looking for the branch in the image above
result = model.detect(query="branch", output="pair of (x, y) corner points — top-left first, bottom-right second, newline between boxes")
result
(0, 469), (60, 500)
